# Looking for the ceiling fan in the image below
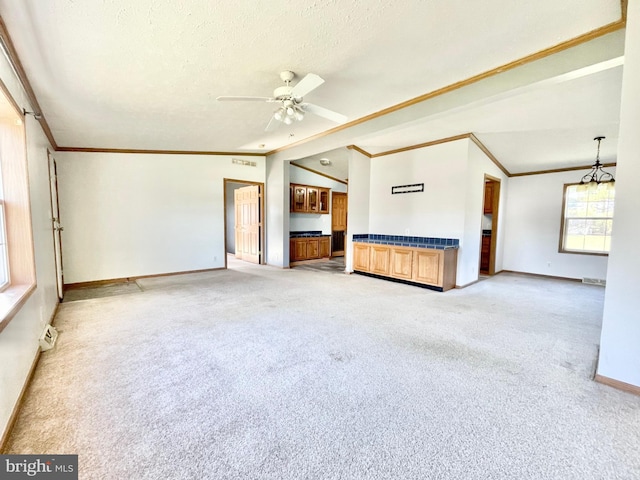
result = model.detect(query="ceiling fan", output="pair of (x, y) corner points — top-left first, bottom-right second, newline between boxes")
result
(216, 70), (347, 132)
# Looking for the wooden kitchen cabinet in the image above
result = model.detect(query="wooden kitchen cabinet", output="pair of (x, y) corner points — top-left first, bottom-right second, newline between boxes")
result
(483, 182), (494, 214)
(319, 189), (330, 214)
(290, 238), (308, 261)
(369, 245), (391, 276)
(480, 235), (491, 273)
(290, 183), (331, 214)
(412, 249), (441, 285)
(290, 236), (331, 263)
(390, 247), (413, 280)
(307, 238), (320, 258)
(307, 187), (319, 213)
(292, 185), (308, 213)
(319, 237), (331, 258)
(353, 243), (371, 272)
(352, 242), (457, 291)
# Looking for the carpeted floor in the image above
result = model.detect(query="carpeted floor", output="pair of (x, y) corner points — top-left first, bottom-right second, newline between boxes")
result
(62, 281), (143, 302)
(5, 259), (640, 479)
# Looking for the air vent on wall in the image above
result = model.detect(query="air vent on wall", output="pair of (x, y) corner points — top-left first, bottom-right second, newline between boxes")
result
(39, 324), (58, 351)
(232, 158), (257, 167)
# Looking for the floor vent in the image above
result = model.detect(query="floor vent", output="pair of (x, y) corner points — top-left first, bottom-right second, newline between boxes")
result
(583, 277), (606, 286)
(39, 324), (58, 351)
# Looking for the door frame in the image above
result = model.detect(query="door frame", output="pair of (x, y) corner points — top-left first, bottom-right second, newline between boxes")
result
(223, 178), (265, 268)
(47, 150), (64, 300)
(481, 174), (501, 276)
(331, 191), (348, 256)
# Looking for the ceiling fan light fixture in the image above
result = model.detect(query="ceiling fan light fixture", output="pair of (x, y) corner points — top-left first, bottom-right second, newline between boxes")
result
(283, 116), (293, 125)
(274, 108), (284, 121)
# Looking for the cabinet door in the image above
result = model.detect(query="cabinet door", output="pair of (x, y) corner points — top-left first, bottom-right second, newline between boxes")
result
(307, 187), (319, 213)
(292, 238), (308, 261)
(369, 245), (391, 276)
(412, 249), (442, 286)
(319, 189), (330, 214)
(353, 243), (371, 271)
(292, 185), (307, 212)
(483, 183), (493, 214)
(319, 237), (331, 258)
(390, 247), (413, 280)
(480, 236), (491, 272)
(307, 238), (320, 259)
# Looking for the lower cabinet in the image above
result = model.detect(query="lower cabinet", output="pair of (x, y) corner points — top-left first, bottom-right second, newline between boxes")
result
(370, 245), (391, 275)
(480, 235), (491, 273)
(390, 247), (413, 280)
(352, 243), (457, 291)
(290, 237), (331, 263)
(353, 243), (371, 271)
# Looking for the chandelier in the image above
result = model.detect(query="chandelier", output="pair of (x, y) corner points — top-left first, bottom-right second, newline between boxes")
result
(579, 136), (615, 187)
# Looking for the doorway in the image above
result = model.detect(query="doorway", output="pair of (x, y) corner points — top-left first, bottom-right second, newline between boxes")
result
(47, 151), (64, 299)
(480, 176), (500, 275)
(224, 179), (265, 266)
(331, 192), (348, 257)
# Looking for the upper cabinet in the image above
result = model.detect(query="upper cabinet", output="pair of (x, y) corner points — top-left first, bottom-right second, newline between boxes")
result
(291, 184), (308, 212)
(483, 182), (494, 214)
(290, 183), (330, 214)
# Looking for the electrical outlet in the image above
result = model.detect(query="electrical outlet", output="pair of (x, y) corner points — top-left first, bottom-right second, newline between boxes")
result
(547, 262), (552, 267)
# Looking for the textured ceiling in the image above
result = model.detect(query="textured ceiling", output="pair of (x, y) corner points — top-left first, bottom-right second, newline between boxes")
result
(0, 0), (625, 173)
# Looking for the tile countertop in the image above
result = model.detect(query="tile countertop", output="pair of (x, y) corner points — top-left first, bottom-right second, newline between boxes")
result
(353, 234), (459, 250)
(290, 231), (331, 238)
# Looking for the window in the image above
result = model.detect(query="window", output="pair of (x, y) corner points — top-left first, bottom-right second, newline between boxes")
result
(0, 84), (36, 333)
(0, 197), (8, 288)
(560, 183), (614, 255)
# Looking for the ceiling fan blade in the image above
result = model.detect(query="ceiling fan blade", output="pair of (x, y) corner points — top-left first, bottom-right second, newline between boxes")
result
(291, 73), (324, 98)
(302, 103), (347, 124)
(216, 96), (275, 102)
(265, 114), (281, 132)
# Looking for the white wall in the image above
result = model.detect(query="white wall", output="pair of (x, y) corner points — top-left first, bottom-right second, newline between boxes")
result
(462, 141), (509, 284)
(265, 158), (289, 267)
(0, 114), (58, 441)
(367, 138), (505, 286)
(289, 165), (347, 234)
(345, 149), (371, 272)
(55, 152), (265, 283)
(369, 140), (469, 238)
(502, 170), (612, 280)
(598, 0), (640, 387)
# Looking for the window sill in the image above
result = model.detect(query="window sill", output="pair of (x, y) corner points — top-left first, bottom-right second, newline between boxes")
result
(559, 250), (609, 257)
(0, 283), (36, 334)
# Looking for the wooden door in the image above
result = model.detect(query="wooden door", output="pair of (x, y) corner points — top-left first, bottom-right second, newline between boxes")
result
(412, 250), (442, 286)
(234, 185), (262, 264)
(331, 192), (348, 256)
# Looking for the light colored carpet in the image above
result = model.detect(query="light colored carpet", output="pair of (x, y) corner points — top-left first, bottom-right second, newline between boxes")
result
(5, 260), (640, 479)
(62, 281), (143, 302)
